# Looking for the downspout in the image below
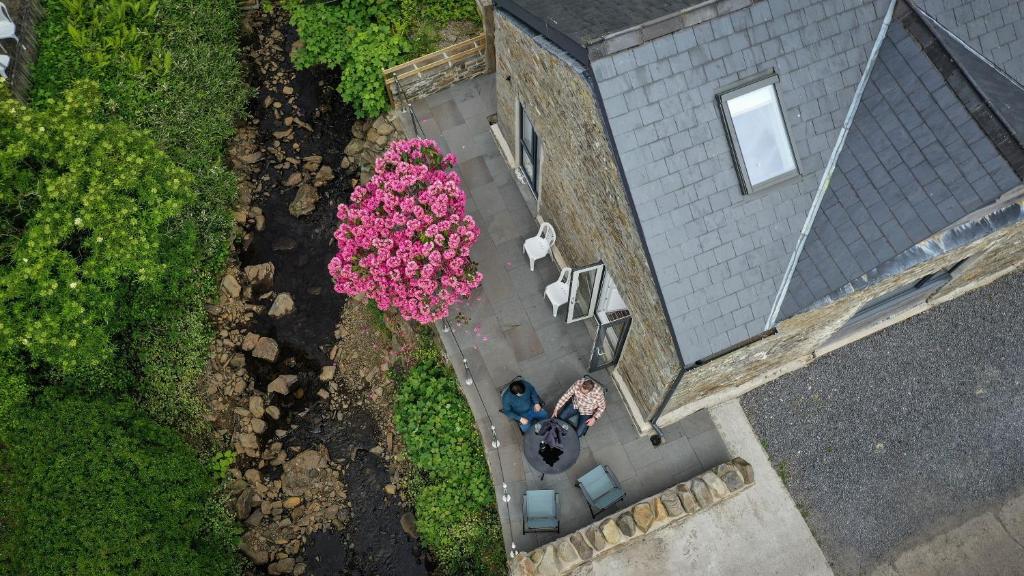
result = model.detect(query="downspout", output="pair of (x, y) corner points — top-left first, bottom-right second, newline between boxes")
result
(765, 0), (898, 328)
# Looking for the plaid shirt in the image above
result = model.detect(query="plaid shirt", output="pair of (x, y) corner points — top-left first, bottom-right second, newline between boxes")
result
(554, 379), (606, 420)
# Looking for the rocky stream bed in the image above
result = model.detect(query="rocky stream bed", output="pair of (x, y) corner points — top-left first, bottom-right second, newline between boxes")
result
(202, 6), (428, 576)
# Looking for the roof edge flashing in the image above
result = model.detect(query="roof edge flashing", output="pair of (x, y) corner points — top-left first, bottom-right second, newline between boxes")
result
(494, 0), (589, 63)
(587, 0), (759, 59)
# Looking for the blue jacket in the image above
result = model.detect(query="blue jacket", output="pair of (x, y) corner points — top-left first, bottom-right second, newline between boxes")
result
(502, 380), (541, 421)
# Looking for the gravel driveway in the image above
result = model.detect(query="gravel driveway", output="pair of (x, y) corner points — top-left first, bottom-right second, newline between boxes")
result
(742, 270), (1024, 575)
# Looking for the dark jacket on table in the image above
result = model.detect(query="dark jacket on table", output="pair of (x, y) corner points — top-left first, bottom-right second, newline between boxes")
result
(502, 380), (541, 421)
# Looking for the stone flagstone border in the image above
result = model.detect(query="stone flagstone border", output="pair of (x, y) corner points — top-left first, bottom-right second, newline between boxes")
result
(509, 457), (755, 576)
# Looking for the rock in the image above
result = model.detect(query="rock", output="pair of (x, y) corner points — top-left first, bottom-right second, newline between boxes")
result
(302, 155), (322, 171)
(700, 471), (730, 501)
(569, 532), (593, 561)
(282, 86), (294, 95)
(240, 151), (263, 164)
(283, 496), (302, 509)
(252, 337), (280, 362)
(238, 433), (259, 451)
(268, 374), (298, 396)
(533, 545), (560, 576)
(615, 513), (636, 538)
(690, 478), (714, 508)
(272, 128), (293, 139)
(556, 538), (581, 566)
(266, 405), (281, 420)
(289, 184), (318, 217)
(269, 293), (295, 317)
(282, 449), (326, 495)
(239, 537), (269, 565)
(660, 492), (685, 517)
(632, 502), (654, 532)
(400, 512), (418, 539)
(284, 172), (303, 187)
(384, 484), (397, 495)
(319, 365), (336, 381)
(599, 518), (623, 545)
(244, 468), (261, 485)
(374, 117), (395, 136)
(235, 487), (256, 519)
(294, 563), (307, 575)
(716, 463), (746, 492)
(249, 396), (265, 418)
(245, 509), (263, 527)
(677, 482), (700, 513)
(244, 262), (275, 290)
(251, 418), (267, 434)
(316, 389), (330, 400)
(242, 332), (260, 351)
(343, 139), (364, 156)
(221, 274), (241, 299)
(229, 353), (246, 368)
(267, 558), (294, 575)
(369, 445), (384, 456)
(313, 165), (334, 187)
(733, 457), (755, 484)
(584, 525), (608, 551)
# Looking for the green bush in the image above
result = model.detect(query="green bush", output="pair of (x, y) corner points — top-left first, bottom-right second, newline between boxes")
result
(394, 349), (504, 575)
(0, 392), (239, 575)
(31, 0), (250, 430)
(0, 82), (193, 401)
(287, 0), (480, 118)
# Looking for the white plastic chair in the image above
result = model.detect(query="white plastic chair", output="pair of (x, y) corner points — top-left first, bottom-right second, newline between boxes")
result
(544, 267), (571, 317)
(0, 52), (8, 79)
(523, 222), (556, 271)
(0, 4), (17, 45)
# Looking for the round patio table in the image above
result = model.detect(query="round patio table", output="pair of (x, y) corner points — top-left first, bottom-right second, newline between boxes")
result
(523, 418), (581, 479)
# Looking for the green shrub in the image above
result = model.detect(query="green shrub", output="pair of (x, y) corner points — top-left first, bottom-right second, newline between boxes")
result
(287, 0), (480, 118)
(0, 391), (239, 575)
(31, 0), (249, 430)
(394, 350), (504, 575)
(0, 82), (193, 401)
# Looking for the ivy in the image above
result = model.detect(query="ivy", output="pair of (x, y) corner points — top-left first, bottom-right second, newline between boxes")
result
(287, 0), (480, 118)
(393, 346), (504, 575)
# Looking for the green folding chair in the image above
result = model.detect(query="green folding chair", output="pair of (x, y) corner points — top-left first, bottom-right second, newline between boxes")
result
(523, 489), (559, 533)
(576, 464), (625, 518)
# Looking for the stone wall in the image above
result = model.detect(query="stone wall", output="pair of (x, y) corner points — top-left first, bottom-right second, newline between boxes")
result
(659, 196), (1024, 422)
(494, 11), (680, 415)
(509, 457), (754, 576)
(384, 34), (489, 104)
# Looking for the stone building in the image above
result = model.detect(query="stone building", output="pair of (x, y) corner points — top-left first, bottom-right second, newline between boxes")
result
(479, 0), (1024, 432)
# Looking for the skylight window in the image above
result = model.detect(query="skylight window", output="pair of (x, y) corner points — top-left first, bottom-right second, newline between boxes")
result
(719, 77), (798, 193)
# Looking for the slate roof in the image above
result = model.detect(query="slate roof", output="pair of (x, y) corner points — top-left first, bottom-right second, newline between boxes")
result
(589, 0), (889, 363)
(779, 16), (1023, 317)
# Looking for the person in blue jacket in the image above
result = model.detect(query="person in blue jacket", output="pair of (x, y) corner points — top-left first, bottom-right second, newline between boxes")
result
(502, 377), (548, 433)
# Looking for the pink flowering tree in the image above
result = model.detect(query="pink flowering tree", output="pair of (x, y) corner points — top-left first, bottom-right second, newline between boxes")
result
(328, 138), (483, 324)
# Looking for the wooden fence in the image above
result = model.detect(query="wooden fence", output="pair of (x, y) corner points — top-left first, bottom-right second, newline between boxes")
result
(383, 33), (488, 104)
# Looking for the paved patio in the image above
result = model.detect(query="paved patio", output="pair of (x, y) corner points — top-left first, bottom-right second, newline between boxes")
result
(408, 74), (731, 552)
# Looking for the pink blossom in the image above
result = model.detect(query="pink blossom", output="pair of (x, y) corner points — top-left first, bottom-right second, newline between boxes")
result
(328, 138), (483, 324)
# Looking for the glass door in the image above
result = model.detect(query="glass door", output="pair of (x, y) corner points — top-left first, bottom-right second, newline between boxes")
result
(567, 263), (604, 323)
(589, 312), (632, 372)
(519, 103), (539, 195)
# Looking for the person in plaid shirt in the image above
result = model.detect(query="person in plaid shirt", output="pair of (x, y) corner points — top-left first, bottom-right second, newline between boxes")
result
(554, 377), (606, 437)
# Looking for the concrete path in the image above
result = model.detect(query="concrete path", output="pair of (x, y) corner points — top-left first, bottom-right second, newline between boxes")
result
(575, 400), (832, 575)
(871, 492), (1024, 576)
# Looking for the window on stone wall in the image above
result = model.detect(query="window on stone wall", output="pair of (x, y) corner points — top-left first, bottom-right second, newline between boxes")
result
(719, 76), (798, 194)
(519, 102), (540, 195)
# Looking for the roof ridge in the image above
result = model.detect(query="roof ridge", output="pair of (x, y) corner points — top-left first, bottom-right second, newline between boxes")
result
(763, 0), (899, 329)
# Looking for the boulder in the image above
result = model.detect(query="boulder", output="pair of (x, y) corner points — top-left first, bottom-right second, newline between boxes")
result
(268, 374), (298, 396)
(569, 532), (593, 561)
(733, 457), (755, 484)
(221, 274), (241, 299)
(690, 478), (715, 508)
(615, 512), (636, 538)
(235, 487), (255, 519)
(584, 525), (607, 551)
(267, 558), (295, 575)
(716, 463), (746, 492)
(269, 293), (295, 317)
(239, 536), (269, 565)
(282, 449), (326, 495)
(248, 396), (265, 418)
(244, 262), (275, 290)
(632, 502), (654, 532)
(251, 418), (267, 434)
(400, 512), (418, 539)
(289, 184), (318, 217)
(284, 172), (303, 187)
(660, 492), (685, 517)
(313, 165), (334, 187)
(700, 471), (730, 500)
(252, 337), (279, 362)
(599, 518), (623, 545)
(677, 482), (700, 513)
(241, 332), (260, 352)
(555, 538), (581, 566)
(238, 433), (259, 451)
